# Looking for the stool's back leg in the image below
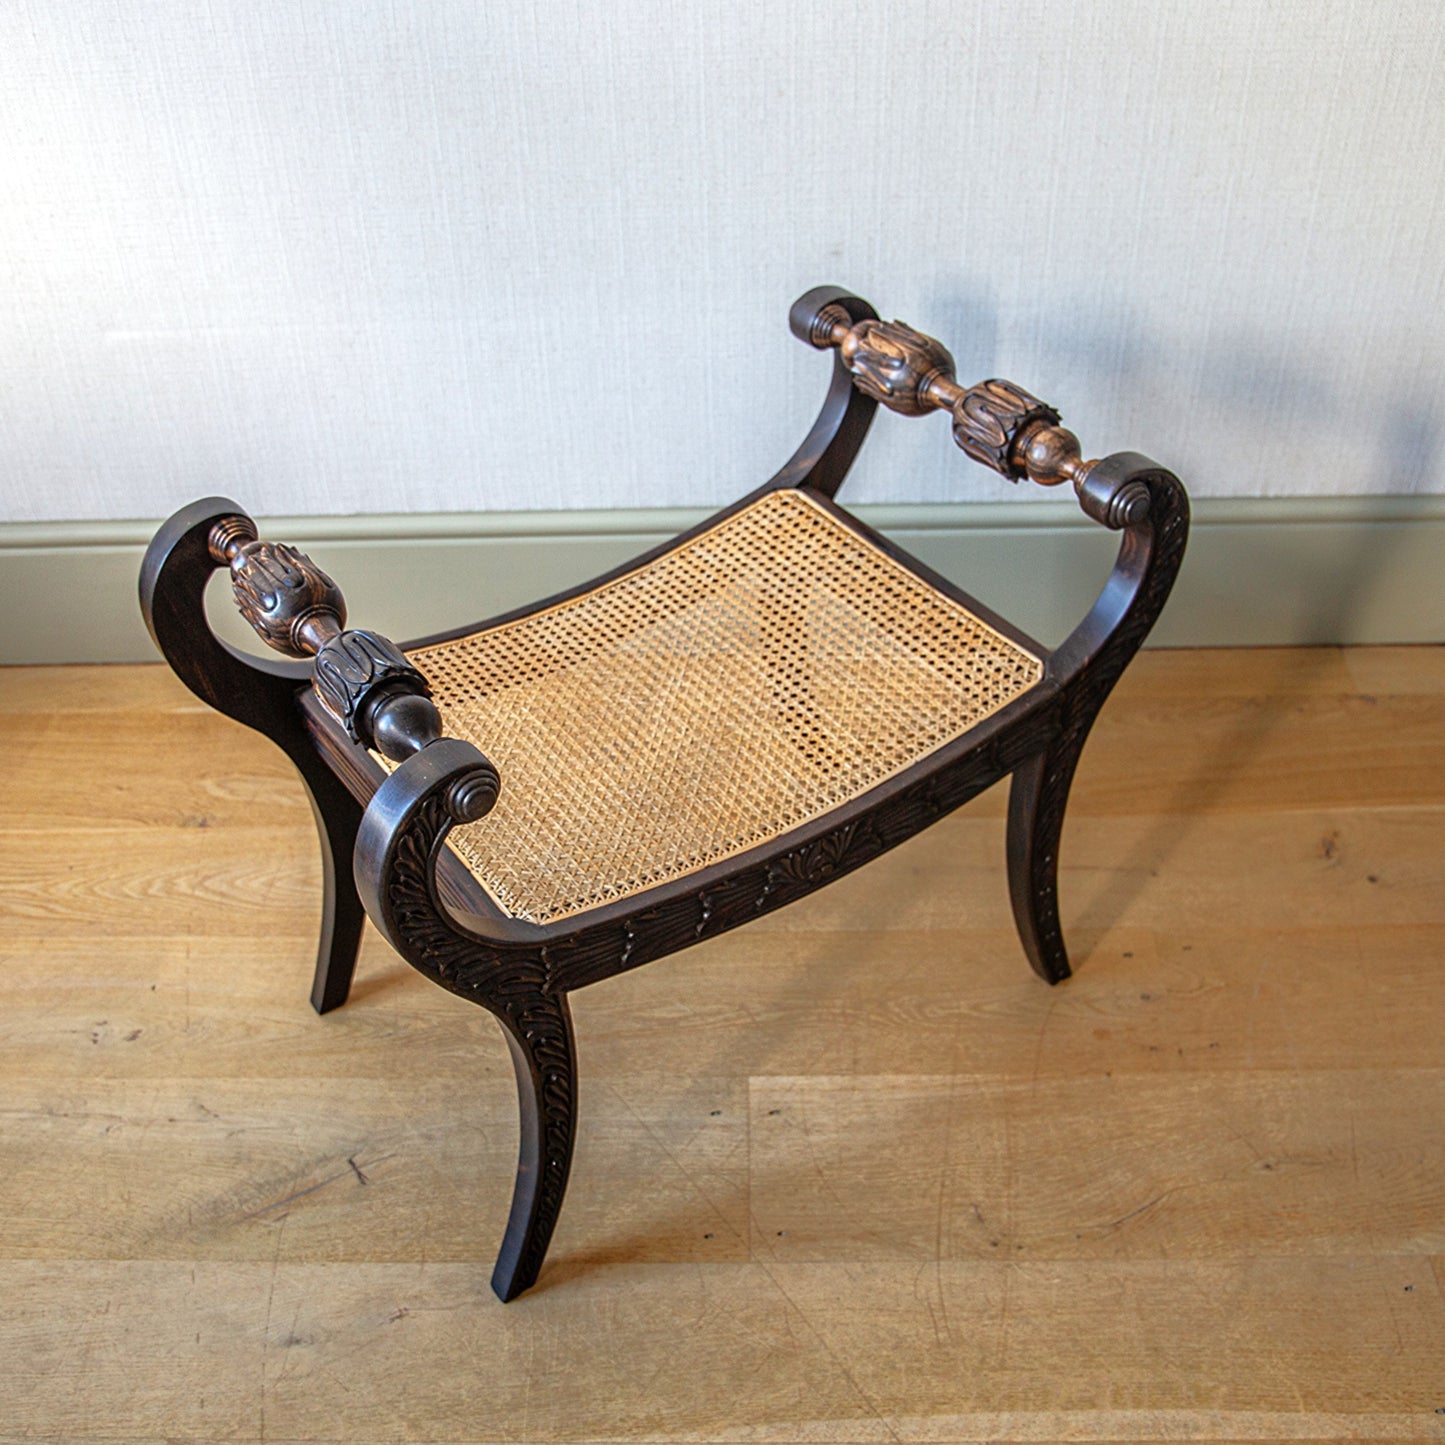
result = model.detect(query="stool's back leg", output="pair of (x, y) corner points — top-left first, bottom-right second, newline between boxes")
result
(140, 498), (367, 1012)
(302, 783), (368, 1013)
(1006, 457), (1190, 984)
(1006, 738), (1092, 984)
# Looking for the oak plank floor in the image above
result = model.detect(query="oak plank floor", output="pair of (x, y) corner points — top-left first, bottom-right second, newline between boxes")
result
(0, 647), (1442, 1443)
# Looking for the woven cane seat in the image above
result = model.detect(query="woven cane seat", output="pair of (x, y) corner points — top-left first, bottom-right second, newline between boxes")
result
(397, 489), (1043, 925)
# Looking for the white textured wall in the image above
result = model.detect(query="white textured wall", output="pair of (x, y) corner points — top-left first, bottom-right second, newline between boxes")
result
(3, 1), (1442, 522)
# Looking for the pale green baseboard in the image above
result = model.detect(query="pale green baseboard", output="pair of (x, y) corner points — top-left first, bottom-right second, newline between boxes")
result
(1, 496), (1442, 666)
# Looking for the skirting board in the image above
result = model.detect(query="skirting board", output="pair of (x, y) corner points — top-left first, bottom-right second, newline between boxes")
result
(1, 495), (1442, 666)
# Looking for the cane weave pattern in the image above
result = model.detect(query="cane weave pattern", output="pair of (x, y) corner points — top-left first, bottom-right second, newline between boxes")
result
(399, 488), (1043, 925)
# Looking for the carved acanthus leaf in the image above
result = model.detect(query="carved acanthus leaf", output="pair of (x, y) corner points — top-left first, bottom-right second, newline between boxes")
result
(950, 380), (1060, 478)
(841, 320), (957, 416)
(228, 540), (346, 657)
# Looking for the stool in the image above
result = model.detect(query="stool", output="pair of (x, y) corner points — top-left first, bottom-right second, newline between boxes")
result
(139, 287), (1189, 1300)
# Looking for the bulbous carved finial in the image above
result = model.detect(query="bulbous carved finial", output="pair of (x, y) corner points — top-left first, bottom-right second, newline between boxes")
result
(208, 520), (348, 659)
(792, 298), (1149, 527)
(206, 513), (454, 750)
(839, 320), (958, 417)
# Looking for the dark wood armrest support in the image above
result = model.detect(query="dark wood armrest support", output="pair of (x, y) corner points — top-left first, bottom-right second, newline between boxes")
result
(141, 498), (499, 1015)
(773, 286), (881, 499)
(1052, 451), (1190, 680)
(792, 293), (1149, 529)
(353, 737), (502, 957)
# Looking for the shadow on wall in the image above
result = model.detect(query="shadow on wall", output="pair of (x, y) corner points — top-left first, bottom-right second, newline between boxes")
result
(917, 277), (1443, 646)
(1027, 308), (1438, 938)
(1045, 302), (1441, 497)
(885, 279), (1438, 945)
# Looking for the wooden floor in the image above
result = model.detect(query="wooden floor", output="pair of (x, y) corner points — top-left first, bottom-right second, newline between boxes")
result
(1, 647), (1443, 1444)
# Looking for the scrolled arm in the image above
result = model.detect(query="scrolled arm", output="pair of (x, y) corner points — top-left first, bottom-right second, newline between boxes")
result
(765, 286), (882, 499)
(149, 503), (502, 959)
(792, 293), (1150, 530)
(1051, 452), (1190, 684)
(353, 737), (502, 958)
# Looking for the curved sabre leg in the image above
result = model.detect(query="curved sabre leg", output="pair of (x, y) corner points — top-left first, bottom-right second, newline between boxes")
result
(301, 774), (368, 1014)
(487, 985), (579, 1302)
(1006, 738), (1089, 985)
(1006, 461), (1190, 986)
(354, 742), (576, 1303)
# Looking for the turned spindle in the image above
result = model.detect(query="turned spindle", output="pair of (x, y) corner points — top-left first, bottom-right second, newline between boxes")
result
(205, 517), (499, 817)
(799, 300), (1149, 529)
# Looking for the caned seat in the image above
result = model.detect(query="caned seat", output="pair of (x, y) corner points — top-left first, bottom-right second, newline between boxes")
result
(141, 286), (1188, 1302)
(403, 488), (1043, 926)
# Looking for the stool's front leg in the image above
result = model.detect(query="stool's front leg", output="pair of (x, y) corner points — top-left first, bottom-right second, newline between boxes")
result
(488, 980), (578, 1302)
(354, 739), (577, 1302)
(177, 513), (563, 1301)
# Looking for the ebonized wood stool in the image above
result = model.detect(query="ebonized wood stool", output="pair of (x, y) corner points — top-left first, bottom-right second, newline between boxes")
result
(140, 287), (1189, 1301)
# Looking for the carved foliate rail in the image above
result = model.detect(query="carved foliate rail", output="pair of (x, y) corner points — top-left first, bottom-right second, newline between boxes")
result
(795, 297), (1149, 529)
(206, 515), (499, 822)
